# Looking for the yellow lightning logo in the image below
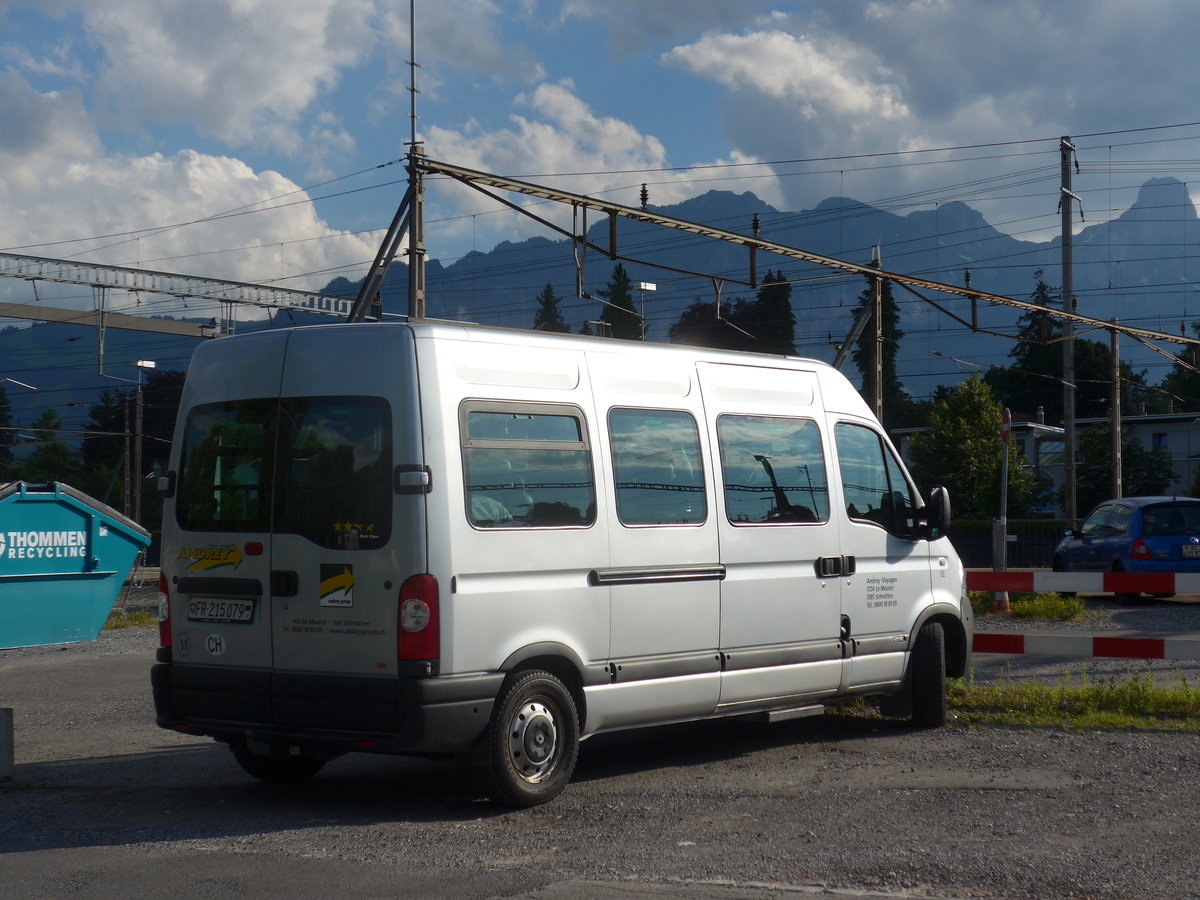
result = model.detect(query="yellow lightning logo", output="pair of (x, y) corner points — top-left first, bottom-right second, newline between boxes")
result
(319, 565), (356, 599)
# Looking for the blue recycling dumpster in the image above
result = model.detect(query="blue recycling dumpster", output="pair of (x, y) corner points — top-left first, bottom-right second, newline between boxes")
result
(0, 482), (151, 649)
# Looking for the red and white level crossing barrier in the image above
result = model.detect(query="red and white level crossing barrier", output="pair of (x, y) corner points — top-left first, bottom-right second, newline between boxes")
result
(973, 631), (1200, 660)
(965, 570), (1200, 595)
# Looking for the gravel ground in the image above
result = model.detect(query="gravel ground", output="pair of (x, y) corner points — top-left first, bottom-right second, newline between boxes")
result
(4, 589), (1200, 899)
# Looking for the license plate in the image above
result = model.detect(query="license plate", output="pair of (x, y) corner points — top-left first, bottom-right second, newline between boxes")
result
(187, 597), (255, 623)
(1182, 545), (1200, 559)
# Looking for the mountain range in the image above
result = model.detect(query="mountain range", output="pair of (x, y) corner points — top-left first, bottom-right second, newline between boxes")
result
(334, 175), (1200, 395)
(4, 177), (1199, 428)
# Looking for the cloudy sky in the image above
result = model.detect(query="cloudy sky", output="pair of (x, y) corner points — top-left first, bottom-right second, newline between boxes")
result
(3, 0), (1200, 325)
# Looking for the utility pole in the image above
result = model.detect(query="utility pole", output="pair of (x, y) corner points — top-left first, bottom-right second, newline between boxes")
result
(1060, 136), (1078, 522)
(132, 360), (155, 523)
(134, 381), (143, 522)
(405, 0), (426, 320)
(407, 146), (426, 320)
(871, 246), (884, 423)
(122, 396), (131, 518)
(1111, 321), (1123, 498)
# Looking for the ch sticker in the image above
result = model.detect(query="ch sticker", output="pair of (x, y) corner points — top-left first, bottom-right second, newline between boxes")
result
(319, 564), (355, 608)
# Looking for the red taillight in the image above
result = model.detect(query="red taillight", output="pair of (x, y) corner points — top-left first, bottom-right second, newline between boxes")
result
(1132, 537), (1152, 559)
(157, 572), (172, 647)
(398, 574), (439, 661)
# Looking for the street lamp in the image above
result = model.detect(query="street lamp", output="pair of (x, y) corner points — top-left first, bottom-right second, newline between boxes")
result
(0, 377), (38, 391)
(636, 282), (656, 341)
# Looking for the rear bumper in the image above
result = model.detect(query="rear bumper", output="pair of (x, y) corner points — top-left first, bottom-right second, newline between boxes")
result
(1126, 559), (1200, 575)
(151, 659), (502, 755)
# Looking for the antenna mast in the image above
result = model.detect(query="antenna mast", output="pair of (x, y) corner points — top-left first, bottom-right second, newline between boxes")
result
(344, 0), (424, 323)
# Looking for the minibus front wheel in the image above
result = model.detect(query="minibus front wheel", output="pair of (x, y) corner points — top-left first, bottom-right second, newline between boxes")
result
(485, 669), (580, 807)
(910, 621), (947, 727)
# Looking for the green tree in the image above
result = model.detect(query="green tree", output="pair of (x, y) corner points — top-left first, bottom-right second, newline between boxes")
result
(596, 263), (641, 340)
(1076, 422), (1175, 513)
(849, 274), (909, 429)
(532, 283), (569, 333)
(21, 408), (82, 485)
(1159, 320), (1200, 411)
(753, 269), (796, 355)
(0, 384), (14, 478)
(907, 375), (1035, 519)
(667, 297), (757, 351)
(984, 269), (1157, 421)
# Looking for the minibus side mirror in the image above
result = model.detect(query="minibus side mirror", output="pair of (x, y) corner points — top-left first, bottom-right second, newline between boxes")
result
(158, 471), (176, 498)
(920, 485), (951, 539)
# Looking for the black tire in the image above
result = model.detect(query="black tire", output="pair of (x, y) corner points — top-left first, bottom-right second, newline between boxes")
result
(231, 742), (326, 783)
(1052, 557), (1076, 598)
(484, 669), (579, 807)
(910, 621), (947, 728)
(1111, 562), (1141, 605)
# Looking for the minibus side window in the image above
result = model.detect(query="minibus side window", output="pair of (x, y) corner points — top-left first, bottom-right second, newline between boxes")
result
(609, 408), (706, 526)
(716, 415), (829, 525)
(834, 422), (919, 539)
(176, 399), (275, 533)
(461, 403), (596, 529)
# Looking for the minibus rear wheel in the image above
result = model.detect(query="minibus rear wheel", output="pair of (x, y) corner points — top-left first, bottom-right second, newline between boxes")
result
(485, 669), (580, 807)
(910, 621), (947, 727)
(231, 741), (326, 783)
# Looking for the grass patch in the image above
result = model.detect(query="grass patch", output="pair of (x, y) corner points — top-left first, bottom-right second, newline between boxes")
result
(831, 665), (1200, 730)
(948, 664), (1200, 730)
(104, 608), (159, 630)
(970, 590), (1085, 621)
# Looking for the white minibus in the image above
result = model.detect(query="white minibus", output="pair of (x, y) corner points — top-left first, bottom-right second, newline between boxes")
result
(153, 321), (971, 806)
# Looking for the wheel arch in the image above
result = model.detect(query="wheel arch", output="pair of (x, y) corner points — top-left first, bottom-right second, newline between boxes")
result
(499, 642), (590, 731)
(910, 603), (969, 678)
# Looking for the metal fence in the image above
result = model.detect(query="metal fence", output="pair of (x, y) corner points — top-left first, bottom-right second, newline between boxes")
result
(948, 519), (1070, 570)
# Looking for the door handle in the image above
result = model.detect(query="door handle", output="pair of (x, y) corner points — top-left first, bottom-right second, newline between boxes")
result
(815, 556), (855, 578)
(271, 570), (298, 597)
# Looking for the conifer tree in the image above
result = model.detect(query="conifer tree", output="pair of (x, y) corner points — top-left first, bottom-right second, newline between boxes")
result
(532, 283), (569, 333)
(849, 273), (908, 428)
(22, 408), (81, 485)
(753, 270), (796, 355)
(0, 384), (13, 476)
(597, 263), (641, 340)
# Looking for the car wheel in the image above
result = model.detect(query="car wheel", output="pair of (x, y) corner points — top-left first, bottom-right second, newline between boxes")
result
(231, 742), (326, 782)
(910, 621), (947, 728)
(484, 669), (579, 807)
(1111, 562), (1142, 605)
(1051, 557), (1076, 598)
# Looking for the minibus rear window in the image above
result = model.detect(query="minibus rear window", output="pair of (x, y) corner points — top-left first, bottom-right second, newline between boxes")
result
(176, 396), (392, 548)
(176, 399), (274, 533)
(275, 397), (392, 549)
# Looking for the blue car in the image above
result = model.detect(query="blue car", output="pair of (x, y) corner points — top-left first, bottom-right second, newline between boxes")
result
(1053, 496), (1200, 599)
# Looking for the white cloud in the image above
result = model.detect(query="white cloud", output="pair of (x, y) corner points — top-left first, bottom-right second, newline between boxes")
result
(381, 0), (545, 85)
(0, 72), (378, 310)
(553, 0), (782, 53)
(82, 0), (379, 155)
(663, 30), (909, 121)
(421, 80), (781, 257)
